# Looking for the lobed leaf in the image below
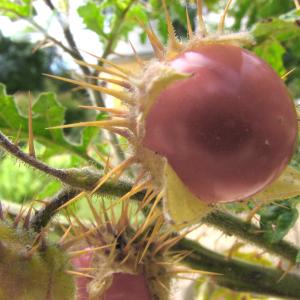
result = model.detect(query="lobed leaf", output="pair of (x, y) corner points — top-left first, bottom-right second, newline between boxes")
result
(258, 199), (299, 243)
(0, 0), (32, 19)
(0, 84), (99, 164)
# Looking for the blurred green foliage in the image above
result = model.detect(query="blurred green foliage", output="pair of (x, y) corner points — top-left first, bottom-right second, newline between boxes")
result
(0, 0), (32, 19)
(0, 33), (55, 94)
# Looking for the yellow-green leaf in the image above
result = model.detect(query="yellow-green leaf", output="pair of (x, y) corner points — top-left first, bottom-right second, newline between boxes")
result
(255, 167), (300, 203)
(164, 163), (213, 228)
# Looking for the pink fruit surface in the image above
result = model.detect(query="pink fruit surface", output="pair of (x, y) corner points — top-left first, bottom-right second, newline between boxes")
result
(72, 252), (93, 300)
(103, 273), (151, 300)
(143, 44), (298, 203)
(72, 252), (151, 300)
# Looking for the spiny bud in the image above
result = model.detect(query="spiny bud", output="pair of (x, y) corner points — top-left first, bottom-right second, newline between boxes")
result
(0, 218), (75, 300)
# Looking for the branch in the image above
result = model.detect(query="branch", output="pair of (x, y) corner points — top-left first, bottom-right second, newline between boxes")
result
(203, 210), (299, 264)
(102, 0), (137, 60)
(30, 187), (81, 232)
(43, 0), (91, 77)
(176, 238), (300, 299)
(1, 130), (299, 264)
(0, 131), (67, 180)
(0, 131), (137, 197)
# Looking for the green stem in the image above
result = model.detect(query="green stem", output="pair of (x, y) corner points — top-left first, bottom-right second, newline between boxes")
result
(1, 130), (299, 264)
(176, 238), (300, 299)
(203, 210), (298, 263)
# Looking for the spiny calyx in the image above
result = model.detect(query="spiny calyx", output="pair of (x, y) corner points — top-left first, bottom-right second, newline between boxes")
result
(0, 217), (75, 300)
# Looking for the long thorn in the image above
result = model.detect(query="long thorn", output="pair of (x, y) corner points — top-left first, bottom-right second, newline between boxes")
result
(186, 6), (193, 39)
(196, 0), (207, 36)
(74, 59), (128, 79)
(69, 244), (113, 257)
(217, 0), (233, 34)
(28, 92), (35, 158)
(44, 74), (133, 103)
(79, 105), (127, 116)
(281, 68), (296, 81)
(129, 39), (145, 66)
(78, 49), (133, 76)
(66, 270), (94, 279)
(136, 19), (164, 59)
(138, 216), (163, 263)
(90, 157), (135, 195)
(47, 119), (131, 130)
(56, 191), (85, 211)
(83, 75), (132, 89)
(58, 224), (73, 245)
(162, 0), (180, 50)
(60, 226), (100, 249)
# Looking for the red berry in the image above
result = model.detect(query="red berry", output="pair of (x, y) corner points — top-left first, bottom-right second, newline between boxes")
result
(143, 44), (298, 203)
(103, 273), (151, 300)
(72, 251), (93, 300)
(72, 252), (151, 300)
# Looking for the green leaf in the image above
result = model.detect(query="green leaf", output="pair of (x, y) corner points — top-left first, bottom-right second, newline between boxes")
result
(0, 154), (50, 202)
(0, 84), (100, 166)
(77, 2), (105, 37)
(119, 3), (148, 40)
(230, 0), (294, 30)
(279, 9), (300, 21)
(252, 18), (300, 42)
(258, 199), (299, 243)
(254, 40), (286, 75)
(0, 0), (32, 18)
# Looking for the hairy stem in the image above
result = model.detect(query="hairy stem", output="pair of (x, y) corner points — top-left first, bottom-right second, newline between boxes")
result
(203, 210), (299, 263)
(176, 238), (300, 299)
(0, 131), (67, 180)
(1, 130), (299, 264)
(30, 188), (81, 232)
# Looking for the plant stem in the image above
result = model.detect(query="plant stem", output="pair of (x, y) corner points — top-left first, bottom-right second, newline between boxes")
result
(30, 188), (81, 232)
(0, 131), (67, 180)
(1, 130), (299, 264)
(203, 210), (299, 263)
(176, 238), (300, 299)
(43, 0), (91, 78)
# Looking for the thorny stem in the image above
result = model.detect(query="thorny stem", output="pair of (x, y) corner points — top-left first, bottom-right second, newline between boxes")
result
(0, 131), (67, 180)
(176, 238), (300, 299)
(30, 188), (81, 232)
(203, 210), (299, 264)
(4, 190), (300, 299)
(0, 130), (299, 263)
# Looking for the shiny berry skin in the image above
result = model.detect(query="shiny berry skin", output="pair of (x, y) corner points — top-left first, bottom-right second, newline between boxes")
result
(103, 273), (151, 300)
(72, 252), (151, 300)
(143, 44), (298, 203)
(72, 251), (93, 300)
